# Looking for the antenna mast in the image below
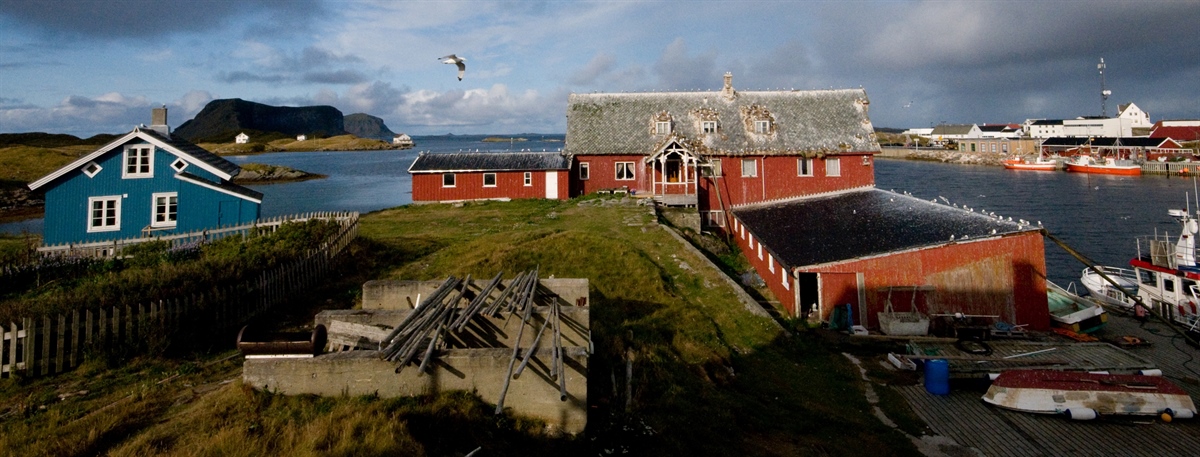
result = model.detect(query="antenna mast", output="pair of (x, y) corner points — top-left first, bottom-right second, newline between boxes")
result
(1098, 58), (1112, 117)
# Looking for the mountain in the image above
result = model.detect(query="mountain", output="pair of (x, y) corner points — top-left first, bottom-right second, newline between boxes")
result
(175, 99), (346, 143)
(343, 113), (397, 140)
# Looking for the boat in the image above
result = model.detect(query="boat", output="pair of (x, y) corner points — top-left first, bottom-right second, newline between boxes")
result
(1083, 206), (1200, 333)
(1046, 281), (1107, 333)
(1079, 266), (1139, 310)
(1002, 155), (1058, 171)
(1063, 154), (1141, 175)
(982, 369), (1197, 421)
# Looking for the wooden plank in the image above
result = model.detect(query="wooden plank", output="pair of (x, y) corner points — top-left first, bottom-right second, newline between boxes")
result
(56, 314), (65, 373)
(112, 306), (120, 349)
(1, 322), (9, 376)
(40, 316), (50, 376)
(71, 310), (81, 368)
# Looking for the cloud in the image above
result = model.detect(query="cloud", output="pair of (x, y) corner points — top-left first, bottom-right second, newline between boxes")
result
(569, 53), (617, 86)
(216, 71), (287, 84)
(0, 0), (325, 40)
(303, 70), (370, 85)
(392, 84), (568, 133)
(217, 44), (370, 86)
(653, 39), (719, 90)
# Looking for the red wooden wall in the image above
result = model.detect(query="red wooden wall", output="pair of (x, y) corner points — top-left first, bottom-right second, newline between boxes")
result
(412, 170), (568, 202)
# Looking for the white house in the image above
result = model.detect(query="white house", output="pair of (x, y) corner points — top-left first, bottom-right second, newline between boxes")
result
(1117, 103), (1152, 129)
(393, 133), (414, 148)
(1025, 119), (1064, 138)
(235, 132), (249, 144)
(901, 127), (933, 137)
(296, 134), (307, 141)
(930, 124), (981, 143)
(1063, 117), (1132, 138)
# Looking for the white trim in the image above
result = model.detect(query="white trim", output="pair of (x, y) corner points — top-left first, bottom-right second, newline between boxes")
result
(173, 173), (263, 204)
(28, 129), (234, 190)
(579, 162), (590, 180)
(768, 254), (775, 273)
(483, 172), (497, 187)
(443, 173), (456, 188)
(151, 192), (178, 228)
(615, 161), (635, 181)
(655, 121), (672, 135)
(523, 171), (532, 187)
(87, 195), (121, 232)
(171, 158), (189, 172)
(825, 157), (841, 177)
(122, 144), (154, 179)
(82, 161), (102, 178)
(741, 158), (757, 177)
(798, 158), (814, 177)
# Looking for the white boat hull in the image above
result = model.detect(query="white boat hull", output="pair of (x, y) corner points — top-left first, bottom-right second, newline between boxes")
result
(983, 370), (1197, 420)
(1079, 267), (1138, 310)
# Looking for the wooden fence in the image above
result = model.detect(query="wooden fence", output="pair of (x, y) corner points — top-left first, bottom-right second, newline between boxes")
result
(1140, 161), (1200, 175)
(1, 212), (359, 379)
(35, 211), (358, 258)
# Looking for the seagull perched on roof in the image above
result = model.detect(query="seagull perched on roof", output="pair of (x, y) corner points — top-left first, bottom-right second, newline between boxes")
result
(440, 54), (466, 81)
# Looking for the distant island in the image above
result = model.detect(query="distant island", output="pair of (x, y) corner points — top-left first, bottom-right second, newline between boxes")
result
(232, 163), (325, 184)
(482, 136), (528, 142)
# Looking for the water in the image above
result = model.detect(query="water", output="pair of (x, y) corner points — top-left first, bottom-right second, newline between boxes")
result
(6, 142), (1198, 288)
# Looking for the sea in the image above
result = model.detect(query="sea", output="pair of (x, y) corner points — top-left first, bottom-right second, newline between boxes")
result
(5, 138), (1198, 288)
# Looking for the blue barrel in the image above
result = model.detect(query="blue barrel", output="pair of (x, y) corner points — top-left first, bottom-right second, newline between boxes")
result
(924, 359), (950, 395)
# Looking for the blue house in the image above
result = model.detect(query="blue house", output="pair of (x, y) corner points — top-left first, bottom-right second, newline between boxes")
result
(28, 107), (262, 245)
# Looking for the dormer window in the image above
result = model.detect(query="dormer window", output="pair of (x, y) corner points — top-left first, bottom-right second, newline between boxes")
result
(123, 145), (153, 178)
(702, 121), (718, 134)
(655, 121), (672, 135)
(754, 120), (771, 134)
(83, 161), (102, 178)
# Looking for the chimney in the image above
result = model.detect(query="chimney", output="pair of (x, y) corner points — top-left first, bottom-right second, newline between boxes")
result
(721, 72), (736, 100)
(149, 105), (170, 138)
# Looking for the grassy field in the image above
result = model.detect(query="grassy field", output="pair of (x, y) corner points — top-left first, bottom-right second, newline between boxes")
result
(0, 197), (925, 455)
(200, 135), (402, 155)
(0, 145), (92, 185)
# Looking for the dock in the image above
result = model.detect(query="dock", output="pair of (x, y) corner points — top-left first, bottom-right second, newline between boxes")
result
(894, 313), (1200, 456)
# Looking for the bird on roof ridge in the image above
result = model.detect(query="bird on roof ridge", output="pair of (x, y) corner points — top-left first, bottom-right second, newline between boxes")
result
(440, 54), (466, 81)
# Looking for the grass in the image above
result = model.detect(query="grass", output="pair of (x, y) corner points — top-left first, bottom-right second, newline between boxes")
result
(0, 196), (925, 455)
(199, 135), (401, 155)
(0, 145), (93, 185)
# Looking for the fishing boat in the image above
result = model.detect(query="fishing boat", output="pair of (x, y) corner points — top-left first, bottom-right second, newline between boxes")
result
(982, 369), (1196, 421)
(1063, 154), (1141, 176)
(1002, 155), (1058, 171)
(1082, 206), (1200, 333)
(1079, 266), (1139, 310)
(1047, 281), (1107, 333)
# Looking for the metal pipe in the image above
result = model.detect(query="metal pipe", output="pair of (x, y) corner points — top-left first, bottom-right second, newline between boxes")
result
(495, 287), (535, 414)
(513, 311), (551, 379)
(555, 301), (566, 401)
(453, 272), (504, 330)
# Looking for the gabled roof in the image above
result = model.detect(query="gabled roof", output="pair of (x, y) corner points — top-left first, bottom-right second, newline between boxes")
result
(563, 87), (879, 157)
(407, 151), (570, 173)
(1150, 126), (1200, 141)
(28, 127), (241, 191)
(732, 189), (1031, 269)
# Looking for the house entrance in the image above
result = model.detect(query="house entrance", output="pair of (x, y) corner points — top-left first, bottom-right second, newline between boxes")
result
(648, 140), (699, 205)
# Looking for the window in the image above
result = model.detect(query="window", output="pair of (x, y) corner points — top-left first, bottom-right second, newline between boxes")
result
(1164, 278), (1175, 293)
(970, 143), (976, 152)
(579, 162), (590, 180)
(702, 121), (717, 134)
(151, 192), (177, 228)
(798, 158), (813, 176)
(768, 254), (775, 273)
(741, 159), (757, 177)
(702, 211), (725, 228)
(523, 172), (532, 186)
(825, 158), (841, 177)
(615, 162), (635, 181)
(123, 145), (153, 178)
(655, 121), (672, 135)
(1002, 143), (1009, 153)
(87, 196), (121, 232)
(754, 120), (770, 134)
(1139, 269), (1157, 286)
(171, 158), (188, 173)
(442, 173), (456, 187)
(701, 160), (722, 177)
(991, 144), (997, 153)
(861, 156), (871, 166)
(483, 173), (497, 187)
(83, 161), (102, 178)
(782, 270), (790, 289)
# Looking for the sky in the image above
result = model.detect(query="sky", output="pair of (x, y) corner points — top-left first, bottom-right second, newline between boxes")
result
(2, 0), (1199, 137)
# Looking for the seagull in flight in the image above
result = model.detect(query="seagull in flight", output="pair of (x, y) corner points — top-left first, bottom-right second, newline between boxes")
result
(440, 54), (466, 81)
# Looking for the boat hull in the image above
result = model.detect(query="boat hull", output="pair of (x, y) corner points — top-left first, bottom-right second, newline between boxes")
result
(1079, 267), (1138, 310)
(1047, 282), (1107, 333)
(982, 370), (1197, 418)
(1064, 163), (1141, 175)
(1003, 162), (1057, 171)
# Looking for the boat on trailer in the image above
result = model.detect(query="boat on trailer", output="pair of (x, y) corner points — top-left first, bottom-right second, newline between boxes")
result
(1081, 207), (1200, 334)
(1064, 154), (1141, 176)
(982, 369), (1197, 421)
(1047, 281), (1107, 333)
(1002, 155), (1058, 171)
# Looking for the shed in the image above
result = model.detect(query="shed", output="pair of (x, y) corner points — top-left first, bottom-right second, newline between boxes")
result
(408, 151), (570, 202)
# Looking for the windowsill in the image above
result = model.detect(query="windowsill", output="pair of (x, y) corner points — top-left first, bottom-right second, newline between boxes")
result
(87, 227), (121, 233)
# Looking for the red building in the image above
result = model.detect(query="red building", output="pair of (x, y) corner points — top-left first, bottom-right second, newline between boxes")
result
(408, 152), (569, 203)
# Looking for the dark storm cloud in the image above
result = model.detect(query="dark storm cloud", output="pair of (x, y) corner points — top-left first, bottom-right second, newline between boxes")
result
(0, 0), (325, 39)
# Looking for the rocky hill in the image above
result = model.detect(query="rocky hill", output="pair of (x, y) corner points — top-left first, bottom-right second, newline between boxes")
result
(174, 99), (346, 143)
(343, 113), (397, 140)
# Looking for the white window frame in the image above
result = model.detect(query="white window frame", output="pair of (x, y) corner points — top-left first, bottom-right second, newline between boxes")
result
(825, 157), (841, 177)
(523, 172), (532, 187)
(87, 196), (121, 232)
(861, 156), (871, 166)
(615, 162), (635, 181)
(754, 120), (770, 134)
(483, 172), (497, 187)
(171, 158), (189, 173)
(798, 158), (813, 177)
(655, 121), (672, 135)
(782, 270), (790, 289)
(702, 210), (725, 228)
(151, 192), (178, 228)
(579, 162), (590, 180)
(82, 161), (103, 178)
(702, 121), (717, 134)
(443, 173), (456, 187)
(123, 145), (154, 178)
(741, 158), (757, 177)
(768, 254), (775, 273)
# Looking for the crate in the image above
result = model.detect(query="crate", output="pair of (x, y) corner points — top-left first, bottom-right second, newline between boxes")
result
(878, 308), (930, 336)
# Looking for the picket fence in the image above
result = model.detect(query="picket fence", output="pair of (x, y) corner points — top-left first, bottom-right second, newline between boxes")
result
(1, 212), (359, 379)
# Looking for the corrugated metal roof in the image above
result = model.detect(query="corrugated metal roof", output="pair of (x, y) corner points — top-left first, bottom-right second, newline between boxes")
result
(732, 189), (1034, 269)
(563, 88), (879, 157)
(407, 151), (570, 173)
